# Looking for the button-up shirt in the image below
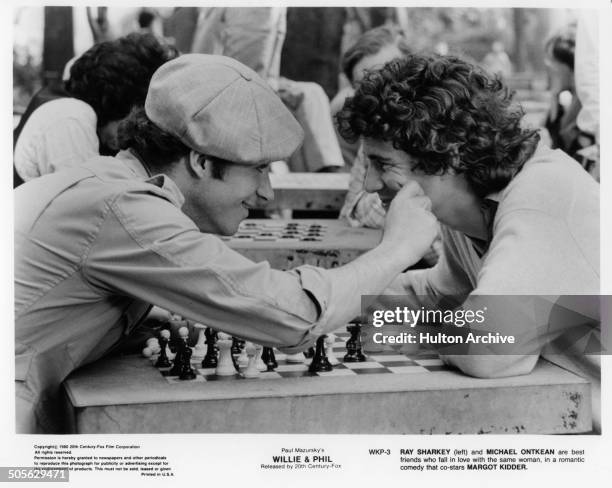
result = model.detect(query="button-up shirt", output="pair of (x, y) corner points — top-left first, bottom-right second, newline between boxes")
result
(14, 150), (356, 432)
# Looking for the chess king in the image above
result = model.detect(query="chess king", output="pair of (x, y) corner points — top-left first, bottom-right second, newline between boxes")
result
(337, 53), (600, 431)
(14, 54), (438, 433)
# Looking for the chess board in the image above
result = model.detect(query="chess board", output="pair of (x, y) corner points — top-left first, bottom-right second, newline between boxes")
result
(156, 332), (452, 384)
(221, 220), (328, 243)
(223, 219), (382, 270)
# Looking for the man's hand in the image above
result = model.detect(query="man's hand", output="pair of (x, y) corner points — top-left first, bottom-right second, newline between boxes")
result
(380, 181), (438, 265)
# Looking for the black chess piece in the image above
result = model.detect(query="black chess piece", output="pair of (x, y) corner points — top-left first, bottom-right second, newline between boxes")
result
(231, 337), (242, 355)
(179, 340), (197, 380)
(309, 335), (333, 373)
(343, 325), (357, 362)
(353, 324), (366, 362)
(202, 328), (218, 368)
(343, 324), (366, 362)
(303, 347), (315, 359)
(169, 337), (186, 376)
(155, 330), (172, 368)
(261, 347), (278, 371)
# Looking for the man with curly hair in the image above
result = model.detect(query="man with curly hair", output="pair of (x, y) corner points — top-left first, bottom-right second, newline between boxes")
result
(337, 53), (600, 431)
(14, 33), (178, 185)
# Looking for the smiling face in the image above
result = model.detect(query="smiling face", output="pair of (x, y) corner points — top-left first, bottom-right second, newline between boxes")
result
(362, 138), (478, 230)
(184, 158), (273, 236)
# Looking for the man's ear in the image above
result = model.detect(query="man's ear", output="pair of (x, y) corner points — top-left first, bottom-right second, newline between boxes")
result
(187, 151), (207, 178)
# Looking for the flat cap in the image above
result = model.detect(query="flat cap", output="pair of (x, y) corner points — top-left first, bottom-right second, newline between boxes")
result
(145, 54), (303, 164)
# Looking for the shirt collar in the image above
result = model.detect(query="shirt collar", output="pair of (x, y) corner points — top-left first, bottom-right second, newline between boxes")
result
(116, 149), (186, 208)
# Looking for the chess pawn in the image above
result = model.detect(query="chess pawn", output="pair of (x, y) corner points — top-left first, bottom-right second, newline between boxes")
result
(243, 342), (261, 379)
(192, 325), (207, 360)
(324, 334), (340, 365)
(155, 329), (172, 368)
(215, 332), (237, 376)
(237, 343), (249, 368)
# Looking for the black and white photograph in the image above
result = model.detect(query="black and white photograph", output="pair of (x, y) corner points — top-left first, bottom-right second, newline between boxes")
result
(4, 0), (611, 486)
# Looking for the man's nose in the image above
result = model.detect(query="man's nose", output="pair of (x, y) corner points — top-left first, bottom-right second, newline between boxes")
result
(364, 161), (384, 193)
(257, 173), (275, 203)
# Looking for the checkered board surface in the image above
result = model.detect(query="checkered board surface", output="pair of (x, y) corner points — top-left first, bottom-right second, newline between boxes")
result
(153, 332), (452, 384)
(220, 221), (328, 243)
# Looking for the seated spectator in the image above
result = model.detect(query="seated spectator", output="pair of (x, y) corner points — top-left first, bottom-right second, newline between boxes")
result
(13, 33), (177, 186)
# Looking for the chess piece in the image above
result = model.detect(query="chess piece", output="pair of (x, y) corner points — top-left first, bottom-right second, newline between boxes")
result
(202, 327), (218, 368)
(309, 335), (333, 373)
(256, 347), (266, 372)
(215, 332), (236, 376)
(142, 337), (160, 358)
(231, 337), (243, 355)
(192, 324), (207, 360)
(237, 342), (250, 367)
(261, 347), (278, 371)
(155, 329), (172, 368)
(243, 342), (261, 379)
(169, 327), (190, 376)
(324, 333), (340, 365)
(178, 340), (197, 380)
(285, 352), (305, 364)
(353, 324), (366, 362)
(344, 324), (366, 362)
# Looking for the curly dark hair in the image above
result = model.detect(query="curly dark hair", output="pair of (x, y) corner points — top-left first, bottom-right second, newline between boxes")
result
(336, 54), (540, 198)
(118, 106), (226, 179)
(66, 33), (178, 128)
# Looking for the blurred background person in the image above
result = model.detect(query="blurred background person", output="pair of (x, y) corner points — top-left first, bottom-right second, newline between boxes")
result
(482, 41), (512, 78)
(543, 27), (594, 163)
(191, 6), (344, 173)
(335, 26), (409, 228)
(13, 33), (178, 186)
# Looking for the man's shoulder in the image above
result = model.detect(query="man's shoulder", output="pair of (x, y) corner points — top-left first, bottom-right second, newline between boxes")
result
(499, 145), (598, 215)
(32, 97), (96, 124)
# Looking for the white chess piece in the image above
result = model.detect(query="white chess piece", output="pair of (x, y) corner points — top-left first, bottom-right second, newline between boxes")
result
(142, 337), (161, 357)
(256, 345), (266, 372)
(237, 341), (249, 367)
(192, 324), (207, 359)
(215, 332), (236, 376)
(325, 334), (339, 365)
(285, 352), (304, 363)
(160, 329), (176, 360)
(243, 342), (261, 378)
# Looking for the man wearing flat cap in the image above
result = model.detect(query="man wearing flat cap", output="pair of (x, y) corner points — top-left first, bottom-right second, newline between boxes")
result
(14, 54), (438, 433)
